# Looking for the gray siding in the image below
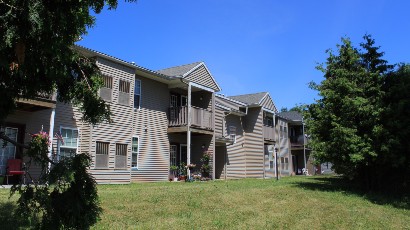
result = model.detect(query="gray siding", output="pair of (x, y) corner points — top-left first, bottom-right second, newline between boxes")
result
(131, 75), (170, 182)
(225, 115), (246, 179)
(243, 107), (264, 178)
(260, 94), (277, 112)
(214, 108), (225, 137)
(85, 57), (136, 184)
(184, 65), (219, 91)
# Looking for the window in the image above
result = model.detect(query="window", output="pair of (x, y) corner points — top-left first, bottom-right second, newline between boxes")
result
(115, 143), (127, 169)
(0, 127), (18, 175)
(95, 142), (109, 168)
(131, 137), (139, 169)
(280, 157), (285, 171)
(228, 126), (236, 143)
(58, 128), (78, 160)
(268, 145), (275, 170)
(134, 79), (141, 109)
(170, 95), (178, 107)
(284, 157), (289, 171)
(100, 75), (113, 101)
(118, 80), (130, 105)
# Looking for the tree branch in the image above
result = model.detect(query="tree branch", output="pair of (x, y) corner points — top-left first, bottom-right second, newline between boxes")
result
(76, 60), (92, 90)
(0, 1), (19, 10)
(0, 131), (29, 149)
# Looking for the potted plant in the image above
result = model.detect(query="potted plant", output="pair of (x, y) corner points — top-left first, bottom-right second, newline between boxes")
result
(200, 150), (212, 179)
(178, 162), (187, 181)
(170, 165), (179, 181)
(0, 175), (4, 185)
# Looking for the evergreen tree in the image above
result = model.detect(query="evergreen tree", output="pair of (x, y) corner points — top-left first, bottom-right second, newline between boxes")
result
(309, 35), (393, 190)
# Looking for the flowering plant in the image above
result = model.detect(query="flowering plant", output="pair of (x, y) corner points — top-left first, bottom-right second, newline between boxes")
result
(186, 163), (196, 169)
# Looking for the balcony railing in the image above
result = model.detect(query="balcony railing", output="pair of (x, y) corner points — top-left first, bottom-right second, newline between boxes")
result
(290, 135), (307, 148)
(263, 125), (275, 141)
(169, 106), (213, 130)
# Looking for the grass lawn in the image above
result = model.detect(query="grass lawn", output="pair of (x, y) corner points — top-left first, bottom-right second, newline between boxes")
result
(0, 176), (409, 229)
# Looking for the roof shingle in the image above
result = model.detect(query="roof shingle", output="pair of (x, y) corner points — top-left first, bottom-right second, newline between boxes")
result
(228, 92), (268, 105)
(157, 62), (202, 77)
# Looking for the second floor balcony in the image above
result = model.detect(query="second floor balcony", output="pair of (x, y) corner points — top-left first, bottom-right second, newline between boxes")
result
(17, 92), (57, 111)
(263, 125), (275, 142)
(168, 106), (213, 131)
(290, 135), (307, 149)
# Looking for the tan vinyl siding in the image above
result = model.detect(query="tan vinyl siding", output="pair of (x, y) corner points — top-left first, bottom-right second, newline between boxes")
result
(184, 65), (219, 91)
(131, 76), (170, 182)
(260, 94), (277, 112)
(243, 107), (264, 178)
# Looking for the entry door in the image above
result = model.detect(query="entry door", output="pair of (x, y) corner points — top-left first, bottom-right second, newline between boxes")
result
(180, 144), (187, 165)
(0, 127), (18, 175)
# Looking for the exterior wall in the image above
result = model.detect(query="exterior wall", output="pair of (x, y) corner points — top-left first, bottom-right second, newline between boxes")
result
(87, 57), (136, 184)
(224, 114), (246, 179)
(243, 107), (264, 178)
(184, 65), (219, 91)
(4, 108), (54, 182)
(131, 75), (170, 182)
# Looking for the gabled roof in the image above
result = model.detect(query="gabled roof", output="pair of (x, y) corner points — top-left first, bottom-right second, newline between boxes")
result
(157, 62), (202, 77)
(229, 92), (268, 106)
(278, 111), (303, 122)
(157, 62), (221, 92)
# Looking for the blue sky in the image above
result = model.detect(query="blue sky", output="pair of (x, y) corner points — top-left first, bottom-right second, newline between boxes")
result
(77, 0), (410, 109)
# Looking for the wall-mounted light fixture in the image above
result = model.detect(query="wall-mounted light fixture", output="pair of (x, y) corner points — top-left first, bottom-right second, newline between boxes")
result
(144, 125), (148, 133)
(201, 144), (205, 149)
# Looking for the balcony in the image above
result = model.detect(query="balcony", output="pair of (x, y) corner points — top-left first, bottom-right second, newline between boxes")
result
(168, 106), (213, 132)
(17, 92), (57, 111)
(263, 125), (275, 142)
(290, 135), (306, 149)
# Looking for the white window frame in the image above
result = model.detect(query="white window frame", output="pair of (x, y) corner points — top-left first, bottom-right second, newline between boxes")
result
(131, 136), (139, 170)
(58, 126), (79, 161)
(134, 79), (142, 110)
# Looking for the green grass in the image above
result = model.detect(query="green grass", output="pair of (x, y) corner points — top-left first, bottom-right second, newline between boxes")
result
(1, 176), (409, 229)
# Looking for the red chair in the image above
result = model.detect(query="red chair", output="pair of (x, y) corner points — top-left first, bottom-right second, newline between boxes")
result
(6, 159), (25, 184)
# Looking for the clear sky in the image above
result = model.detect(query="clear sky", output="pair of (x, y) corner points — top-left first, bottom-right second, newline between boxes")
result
(77, 0), (410, 109)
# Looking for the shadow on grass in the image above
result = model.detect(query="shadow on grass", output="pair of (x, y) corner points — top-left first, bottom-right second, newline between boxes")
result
(0, 201), (38, 230)
(292, 176), (410, 210)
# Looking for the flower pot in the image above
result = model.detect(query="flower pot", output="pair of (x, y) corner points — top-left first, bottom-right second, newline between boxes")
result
(179, 175), (186, 181)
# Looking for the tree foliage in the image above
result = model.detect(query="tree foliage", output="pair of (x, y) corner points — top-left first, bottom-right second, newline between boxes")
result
(0, 1), (136, 229)
(309, 35), (409, 192)
(0, 0), (141, 124)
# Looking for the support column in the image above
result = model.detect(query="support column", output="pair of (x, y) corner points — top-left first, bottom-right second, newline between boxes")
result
(187, 82), (192, 179)
(302, 119), (307, 175)
(48, 108), (56, 170)
(212, 92), (215, 180)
